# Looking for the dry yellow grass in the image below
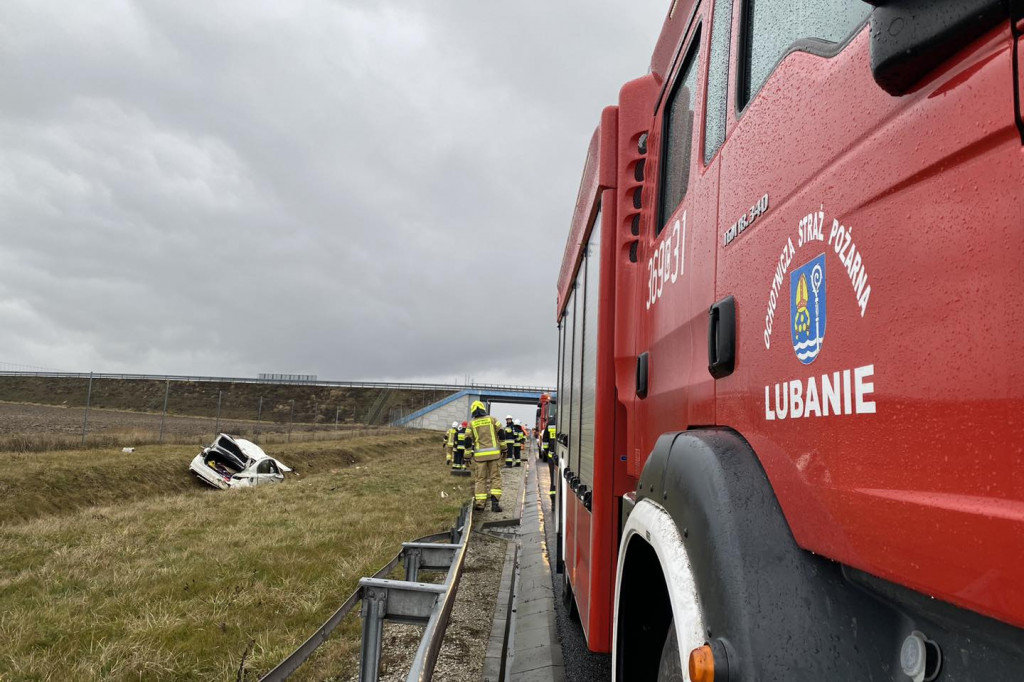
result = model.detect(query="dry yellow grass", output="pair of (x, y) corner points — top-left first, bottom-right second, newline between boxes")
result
(0, 428), (393, 525)
(0, 431), (470, 680)
(0, 399), (389, 454)
(0, 426), (388, 454)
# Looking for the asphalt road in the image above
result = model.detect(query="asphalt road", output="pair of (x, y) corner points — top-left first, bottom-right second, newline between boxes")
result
(537, 454), (612, 682)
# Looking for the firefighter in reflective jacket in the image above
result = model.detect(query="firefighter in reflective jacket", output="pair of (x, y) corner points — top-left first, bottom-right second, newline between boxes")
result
(543, 421), (557, 506)
(467, 401), (504, 512)
(502, 415), (516, 468)
(452, 421), (470, 475)
(445, 421), (457, 466)
(513, 419), (525, 467)
(540, 422), (554, 462)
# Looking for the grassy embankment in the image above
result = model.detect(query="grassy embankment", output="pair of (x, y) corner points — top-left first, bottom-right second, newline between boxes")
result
(0, 375), (447, 426)
(0, 408), (387, 456)
(0, 430), (469, 680)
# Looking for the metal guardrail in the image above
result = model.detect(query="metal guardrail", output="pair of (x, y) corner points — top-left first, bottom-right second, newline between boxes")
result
(361, 504), (473, 682)
(0, 370), (555, 394)
(259, 505), (473, 682)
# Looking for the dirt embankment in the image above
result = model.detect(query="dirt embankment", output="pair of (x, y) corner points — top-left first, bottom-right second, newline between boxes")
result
(0, 400), (399, 454)
(0, 375), (448, 425)
(0, 430), (423, 526)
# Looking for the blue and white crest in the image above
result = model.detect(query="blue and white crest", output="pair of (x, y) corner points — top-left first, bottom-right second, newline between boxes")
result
(790, 253), (827, 364)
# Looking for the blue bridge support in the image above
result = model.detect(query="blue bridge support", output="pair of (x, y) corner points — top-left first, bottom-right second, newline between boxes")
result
(394, 389), (554, 430)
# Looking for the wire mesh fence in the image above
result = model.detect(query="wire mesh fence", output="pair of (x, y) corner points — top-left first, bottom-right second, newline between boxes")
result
(0, 375), (448, 453)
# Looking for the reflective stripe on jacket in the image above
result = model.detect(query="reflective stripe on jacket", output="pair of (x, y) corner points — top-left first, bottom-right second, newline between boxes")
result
(542, 425), (556, 450)
(470, 416), (503, 461)
(502, 423), (516, 444)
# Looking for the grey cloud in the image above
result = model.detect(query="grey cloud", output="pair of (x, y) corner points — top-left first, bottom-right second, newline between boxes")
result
(0, 0), (668, 383)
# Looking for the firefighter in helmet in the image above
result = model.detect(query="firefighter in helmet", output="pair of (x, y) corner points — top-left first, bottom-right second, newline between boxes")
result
(502, 415), (516, 468)
(452, 421), (470, 475)
(445, 421), (457, 466)
(543, 420), (558, 507)
(467, 400), (504, 512)
(539, 422), (552, 462)
(513, 419), (525, 467)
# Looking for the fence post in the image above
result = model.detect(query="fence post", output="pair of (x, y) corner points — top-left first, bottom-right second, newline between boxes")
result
(335, 407), (340, 430)
(288, 399), (294, 443)
(359, 589), (386, 682)
(159, 379), (170, 442)
(255, 396), (263, 443)
(81, 371), (94, 446)
(214, 390), (222, 438)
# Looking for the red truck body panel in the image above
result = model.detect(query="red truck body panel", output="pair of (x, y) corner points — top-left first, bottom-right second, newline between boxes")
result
(716, 23), (1024, 628)
(556, 1), (1024, 654)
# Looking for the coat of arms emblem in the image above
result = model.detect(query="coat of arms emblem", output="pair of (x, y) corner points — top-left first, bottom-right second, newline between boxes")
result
(790, 254), (827, 364)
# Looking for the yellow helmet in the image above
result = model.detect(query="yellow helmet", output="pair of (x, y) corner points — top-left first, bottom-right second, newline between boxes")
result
(470, 400), (487, 415)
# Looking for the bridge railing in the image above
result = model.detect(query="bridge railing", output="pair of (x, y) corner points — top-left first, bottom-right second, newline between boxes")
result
(0, 370), (555, 394)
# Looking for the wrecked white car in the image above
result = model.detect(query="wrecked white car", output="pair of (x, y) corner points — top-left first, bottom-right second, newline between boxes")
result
(188, 434), (292, 490)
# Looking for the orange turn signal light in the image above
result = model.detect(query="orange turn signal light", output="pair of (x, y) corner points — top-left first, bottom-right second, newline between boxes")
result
(688, 644), (715, 682)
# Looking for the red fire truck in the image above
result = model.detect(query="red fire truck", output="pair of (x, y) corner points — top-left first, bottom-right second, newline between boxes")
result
(553, 1), (1023, 679)
(536, 392), (557, 441)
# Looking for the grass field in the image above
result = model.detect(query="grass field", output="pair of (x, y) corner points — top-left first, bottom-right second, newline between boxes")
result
(0, 401), (387, 454)
(0, 430), (471, 680)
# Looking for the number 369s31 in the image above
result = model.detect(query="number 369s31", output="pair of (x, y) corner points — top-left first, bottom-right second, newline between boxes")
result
(646, 213), (685, 310)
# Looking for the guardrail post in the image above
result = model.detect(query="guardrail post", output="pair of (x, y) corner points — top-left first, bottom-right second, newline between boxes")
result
(404, 546), (422, 583)
(359, 586), (386, 682)
(450, 507), (467, 544)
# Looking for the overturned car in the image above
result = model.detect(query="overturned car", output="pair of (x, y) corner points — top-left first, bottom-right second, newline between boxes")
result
(189, 434), (292, 490)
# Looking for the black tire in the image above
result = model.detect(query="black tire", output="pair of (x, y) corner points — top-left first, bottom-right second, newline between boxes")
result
(656, 623), (684, 682)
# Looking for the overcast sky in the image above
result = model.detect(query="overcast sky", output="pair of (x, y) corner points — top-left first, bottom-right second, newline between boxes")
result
(0, 0), (668, 387)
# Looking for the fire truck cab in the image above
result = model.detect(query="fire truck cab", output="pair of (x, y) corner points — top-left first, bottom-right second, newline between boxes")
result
(554, 1), (1024, 679)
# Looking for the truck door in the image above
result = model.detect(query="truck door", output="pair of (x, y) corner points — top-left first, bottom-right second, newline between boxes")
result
(634, 10), (719, 462)
(715, 1), (1024, 627)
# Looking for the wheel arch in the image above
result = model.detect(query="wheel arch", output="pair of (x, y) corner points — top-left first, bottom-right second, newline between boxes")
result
(621, 428), (904, 680)
(614, 497), (707, 681)
(614, 530), (671, 681)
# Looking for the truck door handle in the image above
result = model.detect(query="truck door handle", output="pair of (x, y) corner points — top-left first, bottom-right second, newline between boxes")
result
(708, 296), (736, 379)
(636, 352), (649, 399)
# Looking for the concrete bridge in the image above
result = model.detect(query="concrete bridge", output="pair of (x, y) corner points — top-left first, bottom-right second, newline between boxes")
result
(394, 389), (555, 430)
